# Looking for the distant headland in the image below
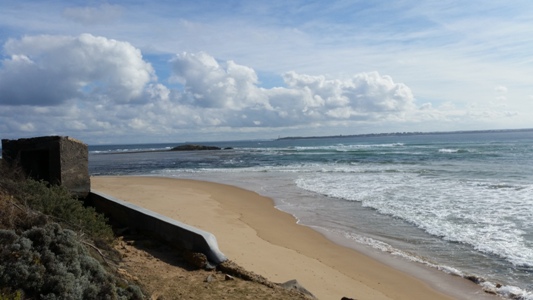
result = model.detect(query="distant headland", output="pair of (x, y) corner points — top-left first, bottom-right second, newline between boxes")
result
(276, 128), (533, 141)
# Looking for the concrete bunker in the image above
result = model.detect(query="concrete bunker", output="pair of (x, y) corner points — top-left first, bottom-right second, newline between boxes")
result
(1, 136), (90, 198)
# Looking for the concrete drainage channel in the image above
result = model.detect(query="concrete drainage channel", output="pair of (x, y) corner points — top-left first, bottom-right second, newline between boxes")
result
(87, 191), (227, 266)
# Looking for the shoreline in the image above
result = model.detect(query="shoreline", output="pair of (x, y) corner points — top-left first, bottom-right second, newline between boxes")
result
(91, 176), (495, 300)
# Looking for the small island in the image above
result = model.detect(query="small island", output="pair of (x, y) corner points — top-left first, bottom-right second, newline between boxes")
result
(171, 144), (229, 151)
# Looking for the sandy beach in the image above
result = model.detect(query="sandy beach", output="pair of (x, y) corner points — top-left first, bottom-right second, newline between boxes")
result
(91, 176), (494, 300)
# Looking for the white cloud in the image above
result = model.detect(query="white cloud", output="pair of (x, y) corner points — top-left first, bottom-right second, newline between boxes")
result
(169, 52), (417, 127)
(62, 4), (123, 25)
(283, 71), (415, 113)
(0, 34), (526, 143)
(495, 85), (508, 93)
(0, 34), (155, 106)
(171, 52), (269, 110)
(19, 122), (35, 132)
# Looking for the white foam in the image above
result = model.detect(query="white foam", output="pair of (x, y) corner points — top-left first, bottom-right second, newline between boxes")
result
(438, 148), (460, 153)
(295, 164), (533, 268)
(481, 282), (533, 300)
(239, 143), (405, 153)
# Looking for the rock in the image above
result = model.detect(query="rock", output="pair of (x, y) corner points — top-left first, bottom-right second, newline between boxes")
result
(184, 251), (208, 269)
(224, 274), (234, 281)
(217, 260), (274, 288)
(341, 297), (356, 300)
(280, 279), (316, 299)
(465, 275), (485, 284)
(205, 274), (216, 283)
(171, 144), (221, 151)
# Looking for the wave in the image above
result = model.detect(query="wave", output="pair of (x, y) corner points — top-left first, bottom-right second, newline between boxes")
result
(438, 148), (470, 153)
(90, 146), (172, 154)
(239, 143), (405, 153)
(295, 172), (533, 267)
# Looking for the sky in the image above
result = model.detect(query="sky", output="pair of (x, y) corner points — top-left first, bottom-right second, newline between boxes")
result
(1, 0), (532, 144)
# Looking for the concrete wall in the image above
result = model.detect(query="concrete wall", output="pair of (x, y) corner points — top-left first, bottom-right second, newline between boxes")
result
(59, 137), (90, 197)
(87, 191), (227, 265)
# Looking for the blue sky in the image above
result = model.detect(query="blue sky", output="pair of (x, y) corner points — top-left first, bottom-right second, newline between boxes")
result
(1, 0), (532, 144)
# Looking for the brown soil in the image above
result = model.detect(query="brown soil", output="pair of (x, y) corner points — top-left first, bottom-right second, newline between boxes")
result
(113, 234), (312, 300)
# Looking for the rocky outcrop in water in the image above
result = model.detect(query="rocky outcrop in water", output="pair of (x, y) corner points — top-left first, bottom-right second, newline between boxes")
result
(171, 144), (221, 151)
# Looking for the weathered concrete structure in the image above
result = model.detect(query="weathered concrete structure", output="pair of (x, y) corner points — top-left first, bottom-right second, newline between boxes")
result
(1, 136), (90, 197)
(87, 191), (227, 266)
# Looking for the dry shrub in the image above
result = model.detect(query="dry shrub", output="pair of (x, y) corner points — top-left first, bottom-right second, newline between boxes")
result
(0, 223), (143, 300)
(0, 159), (112, 242)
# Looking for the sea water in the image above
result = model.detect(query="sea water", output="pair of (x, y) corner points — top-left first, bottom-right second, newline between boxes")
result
(89, 130), (533, 299)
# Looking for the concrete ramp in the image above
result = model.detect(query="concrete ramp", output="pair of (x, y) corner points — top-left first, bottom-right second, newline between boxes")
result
(87, 191), (227, 265)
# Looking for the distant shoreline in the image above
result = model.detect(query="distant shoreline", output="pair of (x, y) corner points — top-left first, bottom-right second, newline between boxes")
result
(276, 128), (533, 141)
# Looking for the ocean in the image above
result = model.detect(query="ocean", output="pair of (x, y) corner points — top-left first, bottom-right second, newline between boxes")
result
(89, 130), (533, 299)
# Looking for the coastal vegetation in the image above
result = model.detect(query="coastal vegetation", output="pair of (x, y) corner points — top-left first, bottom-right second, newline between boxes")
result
(0, 160), (143, 299)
